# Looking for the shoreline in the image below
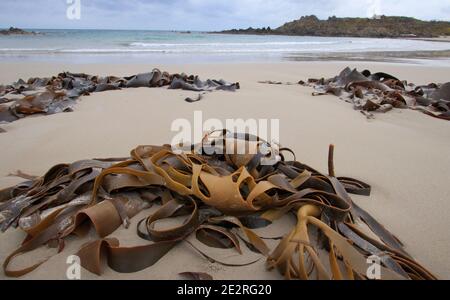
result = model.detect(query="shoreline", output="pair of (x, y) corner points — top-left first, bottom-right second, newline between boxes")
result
(407, 37), (450, 43)
(1, 30), (449, 66)
(0, 49), (449, 66)
(214, 31), (450, 41)
(285, 50), (450, 64)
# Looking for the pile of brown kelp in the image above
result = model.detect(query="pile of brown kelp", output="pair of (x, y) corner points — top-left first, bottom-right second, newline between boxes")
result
(0, 131), (436, 280)
(0, 69), (239, 125)
(299, 67), (450, 120)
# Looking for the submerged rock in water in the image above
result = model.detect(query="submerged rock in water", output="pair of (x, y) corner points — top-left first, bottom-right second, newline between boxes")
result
(0, 27), (39, 35)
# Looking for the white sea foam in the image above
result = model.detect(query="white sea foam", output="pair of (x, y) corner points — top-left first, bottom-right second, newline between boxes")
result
(128, 41), (343, 47)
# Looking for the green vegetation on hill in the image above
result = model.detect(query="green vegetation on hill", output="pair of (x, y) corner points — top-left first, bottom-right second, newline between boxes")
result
(218, 16), (450, 38)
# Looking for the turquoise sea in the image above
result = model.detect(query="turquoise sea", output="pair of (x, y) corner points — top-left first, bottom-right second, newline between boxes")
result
(0, 29), (449, 64)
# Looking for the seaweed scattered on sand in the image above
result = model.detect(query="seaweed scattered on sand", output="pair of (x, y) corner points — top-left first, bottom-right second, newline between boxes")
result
(0, 131), (436, 280)
(0, 70), (239, 124)
(298, 67), (450, 120)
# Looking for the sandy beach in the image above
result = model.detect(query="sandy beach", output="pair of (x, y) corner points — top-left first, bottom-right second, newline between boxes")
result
(0, 61), (449, 280)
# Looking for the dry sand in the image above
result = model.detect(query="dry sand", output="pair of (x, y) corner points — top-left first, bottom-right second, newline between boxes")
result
(0, 61), (449, 280)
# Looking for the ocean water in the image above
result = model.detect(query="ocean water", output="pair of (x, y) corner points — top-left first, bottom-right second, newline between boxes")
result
(0, 29), (449, 64)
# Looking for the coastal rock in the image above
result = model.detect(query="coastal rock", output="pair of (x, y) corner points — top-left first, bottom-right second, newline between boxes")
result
(0, 27), (38, 36)
(218, 16), (450, 38)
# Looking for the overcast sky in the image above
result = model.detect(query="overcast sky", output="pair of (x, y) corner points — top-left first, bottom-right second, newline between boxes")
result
(1, 0), (448, 31)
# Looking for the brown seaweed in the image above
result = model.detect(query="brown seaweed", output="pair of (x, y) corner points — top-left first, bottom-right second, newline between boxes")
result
(0, 131), (436, 280)
(179, 272), (214, 280)
(299, 67), (450, 121)
(0, 69), (239, 124)
(185, 93), (206, 103)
